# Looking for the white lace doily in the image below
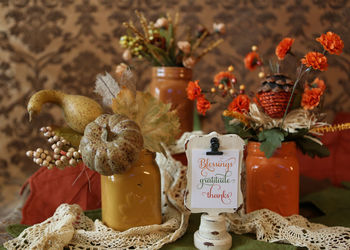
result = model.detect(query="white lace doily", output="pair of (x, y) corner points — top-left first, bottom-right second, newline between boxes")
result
(226, 208), (350, 249)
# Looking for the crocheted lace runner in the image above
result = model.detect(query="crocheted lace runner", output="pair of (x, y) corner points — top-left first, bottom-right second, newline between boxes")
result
(226, 210), (350, 250)
(4, 132), (350, 249)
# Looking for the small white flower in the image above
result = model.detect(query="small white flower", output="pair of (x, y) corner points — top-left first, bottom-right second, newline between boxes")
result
(122, 49), (132, 61)
(177, 41), (191, 54)
(213, 22), (226, 34)
(154, 17), (168, 29)
(183, 56), (196, 69)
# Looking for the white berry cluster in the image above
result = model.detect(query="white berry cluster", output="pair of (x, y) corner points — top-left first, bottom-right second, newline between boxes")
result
(26, 126), (82, 169)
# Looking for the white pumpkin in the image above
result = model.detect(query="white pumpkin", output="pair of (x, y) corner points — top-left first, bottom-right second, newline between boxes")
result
(79, 114), (143, 175)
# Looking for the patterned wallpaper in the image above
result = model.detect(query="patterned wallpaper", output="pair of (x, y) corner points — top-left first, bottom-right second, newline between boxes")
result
(1, 0), (350, 209)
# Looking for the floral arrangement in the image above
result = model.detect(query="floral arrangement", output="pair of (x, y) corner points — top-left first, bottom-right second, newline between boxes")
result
(187, 31), (350, 158)
(26, 63), (180, 171)
(120, 11), (224, 68)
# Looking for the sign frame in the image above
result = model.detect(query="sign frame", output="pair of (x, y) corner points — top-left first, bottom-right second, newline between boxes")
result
(185, 131), (245, 216)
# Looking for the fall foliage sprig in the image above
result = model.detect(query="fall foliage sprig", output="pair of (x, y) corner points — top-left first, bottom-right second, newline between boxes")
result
(120, 11), (224, 68)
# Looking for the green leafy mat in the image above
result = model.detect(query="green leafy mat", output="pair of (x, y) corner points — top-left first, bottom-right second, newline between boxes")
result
(301, 182), (350, 227)
(3, 183), (350, 249)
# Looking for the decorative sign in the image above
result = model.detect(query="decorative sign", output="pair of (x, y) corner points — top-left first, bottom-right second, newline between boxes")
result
(185, 132), (245, 215)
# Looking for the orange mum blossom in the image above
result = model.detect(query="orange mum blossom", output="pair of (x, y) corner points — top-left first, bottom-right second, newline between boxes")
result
(228, 94), (250, 114)
(213, 71), (236, 88)
(301, 52), (328, 71)
(316, 31), (344, 55)
(186, 80), (202, 100)
(301, 88), (323, 110)
(275, 37), (295, 60)
(310, 77), (326, 94)
(196, 95), (211, 115)
(244, 51), (262, 71)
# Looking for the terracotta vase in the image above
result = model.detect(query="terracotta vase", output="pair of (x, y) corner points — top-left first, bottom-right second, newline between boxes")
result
(101, 150), (162, 231)
(245, 141), (299, 216)
(148, 67), (193, 136)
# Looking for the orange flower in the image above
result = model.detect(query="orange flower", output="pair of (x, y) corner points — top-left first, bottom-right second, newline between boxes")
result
(196, 95), (211, 115)
(275, 37), (294, 60)
(213, 71), (236, 88)
(316, 31), (344, 55)
(244, 51), (262, 70)
(244, 51), (262, 71)
(186, 80), (202, 100)
(228, 94), (250, 114)
(309, 77), (326, 94)
(301, 88), (323, 110)
(301, 52), (328, 71)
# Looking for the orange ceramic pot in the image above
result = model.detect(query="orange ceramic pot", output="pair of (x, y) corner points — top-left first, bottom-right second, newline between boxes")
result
(148, 67), (193, 136)
(245, 141), (299, 216)
(101, 150), (162, 231)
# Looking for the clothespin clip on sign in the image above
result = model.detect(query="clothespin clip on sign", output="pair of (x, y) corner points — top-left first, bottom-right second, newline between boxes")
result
(206, 137), (223, 155)
(185, 132), (245, 250)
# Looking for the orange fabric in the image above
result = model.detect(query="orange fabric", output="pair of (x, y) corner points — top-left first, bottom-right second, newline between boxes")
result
(21, 163), (101, 225)
(298, 112), (350, 186)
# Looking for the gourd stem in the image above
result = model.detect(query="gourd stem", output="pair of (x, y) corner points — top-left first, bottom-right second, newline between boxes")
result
(27, 90), (65, 121)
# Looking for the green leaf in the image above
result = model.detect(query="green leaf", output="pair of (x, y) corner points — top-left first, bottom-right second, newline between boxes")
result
(145, 43), (175, 66)
(53, 127), (83, 148)
(159, 24), (173, 53)
(223, 116), (255, 140)
(84, 209), (101, 221)
(295, 135), (330, 158)
(141, 51), (162, 66)
(223, 116), (243, 134)
(258, 128), (286, 158)
(167, 24), (176, 61)
(6, 224), (29, 237)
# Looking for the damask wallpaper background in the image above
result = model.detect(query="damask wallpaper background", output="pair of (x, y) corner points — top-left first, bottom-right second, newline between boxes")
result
(1, 0), (350, 211)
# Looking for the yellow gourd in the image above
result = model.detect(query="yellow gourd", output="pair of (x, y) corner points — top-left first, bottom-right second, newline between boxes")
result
(27, 90), (103, 134)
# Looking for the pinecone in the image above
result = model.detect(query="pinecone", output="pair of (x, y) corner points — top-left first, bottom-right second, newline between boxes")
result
(256, 74), (294, 118)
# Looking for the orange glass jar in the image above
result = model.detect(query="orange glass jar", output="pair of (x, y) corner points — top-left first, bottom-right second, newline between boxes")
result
(148, 67), (193, 136)
(245, 141), (299, 216)
(101, 150), (162, 231)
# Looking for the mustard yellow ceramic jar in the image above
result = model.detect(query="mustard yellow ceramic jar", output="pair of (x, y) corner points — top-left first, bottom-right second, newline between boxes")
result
(101, 150), (162, 231)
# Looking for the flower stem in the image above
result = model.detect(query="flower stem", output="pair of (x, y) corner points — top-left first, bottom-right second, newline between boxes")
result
(280, 66), (311, 129)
